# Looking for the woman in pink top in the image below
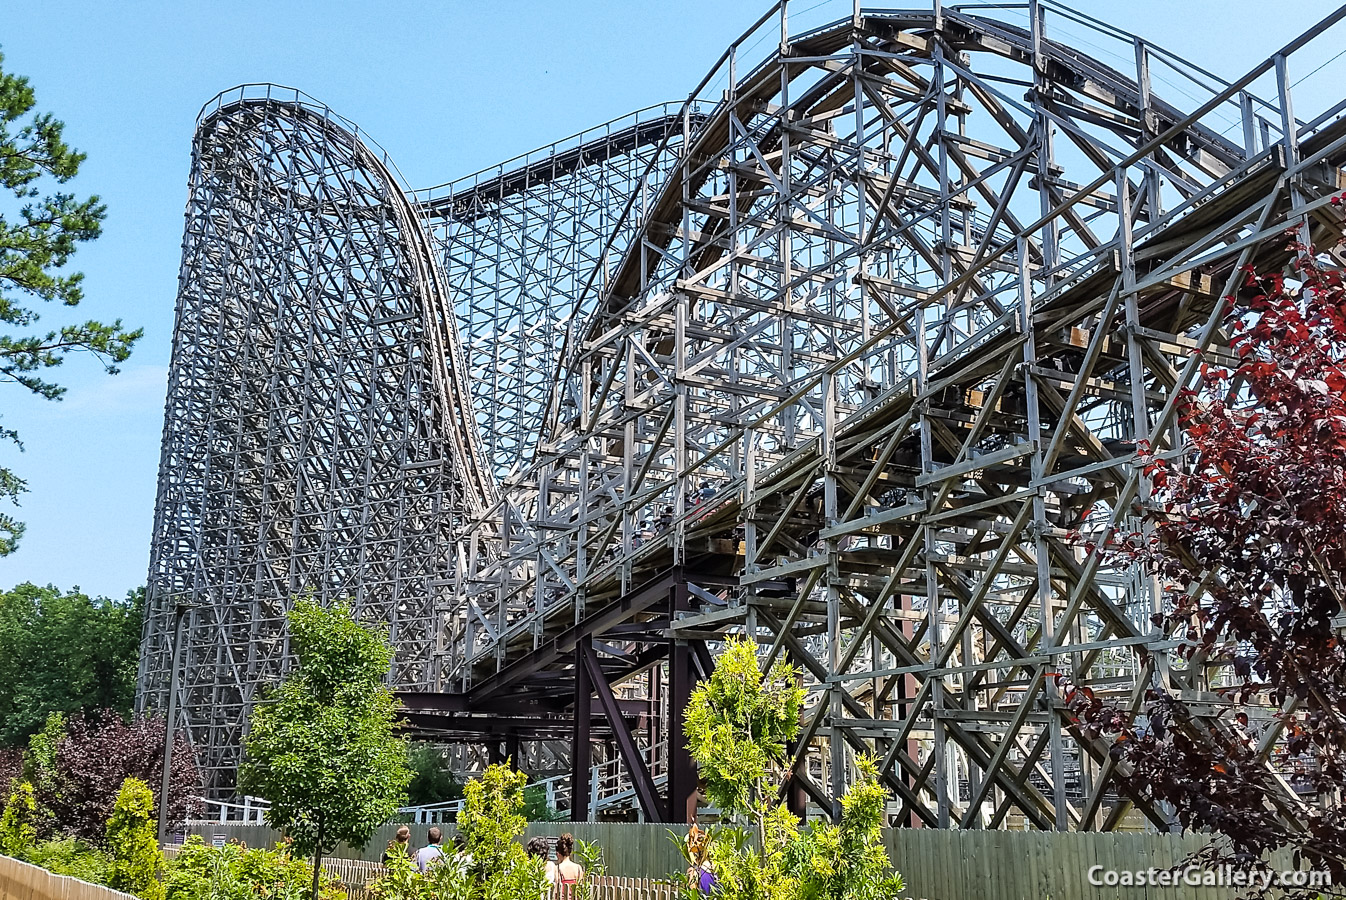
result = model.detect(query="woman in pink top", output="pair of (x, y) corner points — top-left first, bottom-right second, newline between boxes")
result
(553, 833), (584, 886)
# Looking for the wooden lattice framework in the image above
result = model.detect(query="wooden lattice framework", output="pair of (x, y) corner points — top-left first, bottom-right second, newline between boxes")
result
(143, 2), (1346, 831)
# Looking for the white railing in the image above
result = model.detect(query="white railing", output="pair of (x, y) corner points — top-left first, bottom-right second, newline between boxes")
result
(189, 739), (670, 825)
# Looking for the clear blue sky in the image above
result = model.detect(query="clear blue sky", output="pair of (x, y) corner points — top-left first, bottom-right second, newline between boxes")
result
(1, 0), (1343, 599)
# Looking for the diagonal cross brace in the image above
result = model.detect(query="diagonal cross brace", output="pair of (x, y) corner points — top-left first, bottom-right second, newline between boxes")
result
(580, 641), (665, 822)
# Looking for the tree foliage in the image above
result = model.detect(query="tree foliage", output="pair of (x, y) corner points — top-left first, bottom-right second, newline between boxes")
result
(0, 583), (143, 746)
(163, 836), (346, 900)
(0, 779), (37, 856)
(37, 711), (199, 844)
(370, 763), (548, 900)
(680, 637), (903, 900)
(0, 747), (19, 795)
(405, 745), (463, 807)
(0, 53), (141, 554)
(456, 764), (529, 885)
(239, 600), (411, 897)
(0, 776), (110, 882)
(684, 637), (805, 821)
(104, 778), (164, 900)
(1067, 245), (1346, 890)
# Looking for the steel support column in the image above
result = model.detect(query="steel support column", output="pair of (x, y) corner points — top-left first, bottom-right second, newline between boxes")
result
(572, 637), (593, 821)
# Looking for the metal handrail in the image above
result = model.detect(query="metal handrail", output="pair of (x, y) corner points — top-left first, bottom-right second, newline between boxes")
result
(189, 738), (671, 824)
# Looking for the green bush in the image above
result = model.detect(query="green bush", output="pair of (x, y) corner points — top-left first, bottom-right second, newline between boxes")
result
(105, 778), (164, 900)
(457, 764), (528, 883)
(679, 637), (905, 900)
(368, 764), (552, 900)
(23, 836), (111, 883)
(369, 851), (432, 900)
(571, 839), (606, 900)
(164, 836), (346, 900)
(0, 780), (37, 857)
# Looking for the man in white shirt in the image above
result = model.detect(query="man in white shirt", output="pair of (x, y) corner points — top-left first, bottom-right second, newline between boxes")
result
(415, 827), (444, 873)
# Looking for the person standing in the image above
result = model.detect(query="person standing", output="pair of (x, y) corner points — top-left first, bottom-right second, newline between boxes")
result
(415, 826), (444, 873)
(383, 825), (412, 867)
(526, 836), (555, 895)
(553, 833), (584, 888)
(449, 833), (474, 868)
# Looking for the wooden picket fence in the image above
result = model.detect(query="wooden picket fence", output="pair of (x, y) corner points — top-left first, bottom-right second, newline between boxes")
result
(0, 854), (136, 900)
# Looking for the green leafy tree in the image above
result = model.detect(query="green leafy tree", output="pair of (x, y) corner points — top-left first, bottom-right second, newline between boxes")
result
(239, 600), (411, 900)
(456, 763), (528, 885)
(455, 763), (548, 900)
(0, 54), (142, 554)
(799, 759), (905, 900)
(681, 637), (904, 900)
(405, 745), (462, 807)
(21, 711), (61, 832)
(104, 777), (164, 900)
(0, 779), (37, 857)
(520, 782), (562, 822)
(0, 584), (143, 746)
(685, 637), (805, 830)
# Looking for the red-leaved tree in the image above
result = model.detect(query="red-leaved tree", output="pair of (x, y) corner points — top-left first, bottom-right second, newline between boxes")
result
(36, 711), (201, 843)
(1067, 242), (1346, 890)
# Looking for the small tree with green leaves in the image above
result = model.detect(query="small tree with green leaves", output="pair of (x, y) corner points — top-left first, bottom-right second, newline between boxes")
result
(681, 637), (904, 900)
(239, 600), (411, 900)
(456, 763), (528, 883)
(0, 779), (37, 857)
(456, 762), (548, 899)
(22, 712), (62, 832)
(105, 777), (164, 900)
(685, 637), (805, 835)
(369, 763), (548, 900)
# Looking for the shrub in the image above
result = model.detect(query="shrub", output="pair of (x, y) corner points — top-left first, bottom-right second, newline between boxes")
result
(23, 836), (110, 883)
(368, 851), (429, 900)
(457, 764), (529, 883)
(164, 836), (346, 900)
(368, 764), (552, 900)
(679, 637), (905, 900)
(105, 778), (164, 900)
(0, 780), (37, 857)
(571, 839), (606, 900)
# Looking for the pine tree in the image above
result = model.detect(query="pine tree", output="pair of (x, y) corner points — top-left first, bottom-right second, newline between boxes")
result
(0, 53), (142, 554)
